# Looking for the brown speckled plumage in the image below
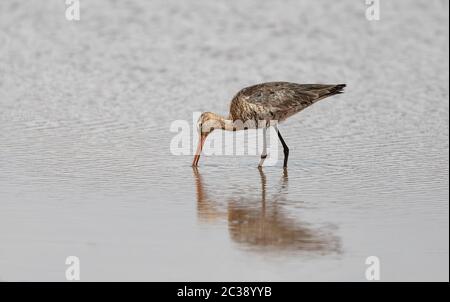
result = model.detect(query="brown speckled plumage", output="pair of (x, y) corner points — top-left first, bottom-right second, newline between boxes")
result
(229, 82), (346, 123)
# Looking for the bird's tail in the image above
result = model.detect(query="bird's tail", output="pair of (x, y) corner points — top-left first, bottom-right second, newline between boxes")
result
(329, 84), (346, 96)
(312, 84), (346, 103)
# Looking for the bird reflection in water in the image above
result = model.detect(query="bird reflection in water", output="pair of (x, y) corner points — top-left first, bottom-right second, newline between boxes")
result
(193, 168), (341, 254)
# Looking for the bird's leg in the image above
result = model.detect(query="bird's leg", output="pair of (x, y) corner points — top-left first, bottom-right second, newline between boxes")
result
(258, 166), (267, 214)
(276, 126), (289, 168)
(258, 127), (268, 168)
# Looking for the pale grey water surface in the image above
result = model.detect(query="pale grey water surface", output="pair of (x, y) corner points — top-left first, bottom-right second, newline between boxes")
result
(0, 0), (448, 281)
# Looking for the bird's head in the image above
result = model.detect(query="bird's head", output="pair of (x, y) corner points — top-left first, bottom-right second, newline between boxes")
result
(192, 112), (226, 167)
(196, 112), (225, 136)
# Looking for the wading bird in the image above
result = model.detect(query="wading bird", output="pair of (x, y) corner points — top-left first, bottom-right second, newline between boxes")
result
(192, 82), (345, 168)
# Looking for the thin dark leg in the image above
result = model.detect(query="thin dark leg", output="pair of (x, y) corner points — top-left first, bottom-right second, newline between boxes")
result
(276, 128), (289, 168)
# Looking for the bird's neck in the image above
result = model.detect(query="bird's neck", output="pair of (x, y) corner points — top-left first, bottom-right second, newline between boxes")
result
(209, 113), (235, 131)
(223, 119), (236, 131)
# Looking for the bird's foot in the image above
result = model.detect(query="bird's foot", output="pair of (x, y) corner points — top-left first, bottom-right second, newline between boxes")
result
(258, 153), (268, 168)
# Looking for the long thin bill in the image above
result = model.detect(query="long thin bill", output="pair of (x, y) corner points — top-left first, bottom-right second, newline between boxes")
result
(192, 135), (205, 166)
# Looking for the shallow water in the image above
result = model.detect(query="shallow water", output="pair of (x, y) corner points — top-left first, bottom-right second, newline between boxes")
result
(0, 0), (448, 281)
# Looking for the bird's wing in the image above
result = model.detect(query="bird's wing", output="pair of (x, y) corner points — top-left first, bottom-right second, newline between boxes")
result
(233, 82), (345, 121)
